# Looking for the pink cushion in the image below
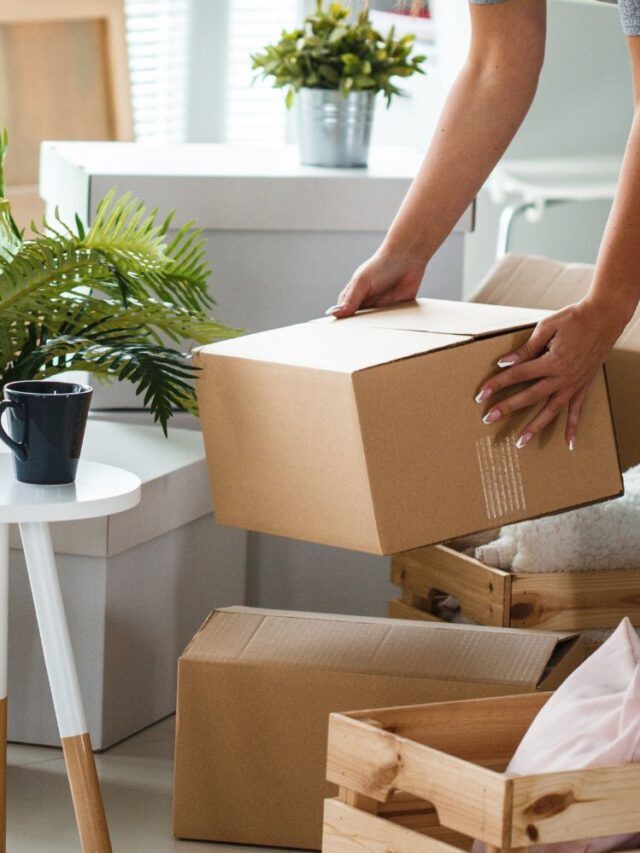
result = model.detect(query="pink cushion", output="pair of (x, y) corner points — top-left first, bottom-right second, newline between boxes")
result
(474, 618), (640, 853)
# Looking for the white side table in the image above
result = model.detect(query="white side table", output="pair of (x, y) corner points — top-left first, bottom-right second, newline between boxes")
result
(0, 458), (140, 852)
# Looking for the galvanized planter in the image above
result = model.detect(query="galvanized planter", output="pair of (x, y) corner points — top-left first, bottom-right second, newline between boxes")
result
(297, 88), (376, 168)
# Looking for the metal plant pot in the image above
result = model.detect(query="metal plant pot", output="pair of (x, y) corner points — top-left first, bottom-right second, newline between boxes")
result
(297, 88), (376, 168)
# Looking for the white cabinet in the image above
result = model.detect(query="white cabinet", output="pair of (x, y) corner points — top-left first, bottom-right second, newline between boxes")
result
(39, 141), (473, 624)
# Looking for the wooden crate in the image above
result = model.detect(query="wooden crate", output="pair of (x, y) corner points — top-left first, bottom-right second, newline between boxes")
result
(390, 544), (640, 632)
(323, 693), (640, 852)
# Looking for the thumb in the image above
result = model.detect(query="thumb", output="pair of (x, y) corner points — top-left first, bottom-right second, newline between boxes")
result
(327, 276), (370, 318)
(497, 319), (554, 368)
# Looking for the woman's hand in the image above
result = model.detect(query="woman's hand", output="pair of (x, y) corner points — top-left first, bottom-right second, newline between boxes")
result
(474, 297), (630, 450)
(325, 249), (426, 318)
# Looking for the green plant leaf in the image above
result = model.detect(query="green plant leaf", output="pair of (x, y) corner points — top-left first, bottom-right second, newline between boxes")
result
(0, 140), (240, 431)
(250, 1), (427, 106)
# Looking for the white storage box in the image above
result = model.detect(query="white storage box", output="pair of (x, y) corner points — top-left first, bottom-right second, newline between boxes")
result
(1, 420), (247, 749)
(38, 142), (473, 618)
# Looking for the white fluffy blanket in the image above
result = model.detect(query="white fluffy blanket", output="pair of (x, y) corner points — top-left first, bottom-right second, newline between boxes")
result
(474, 465), (640, 573)
(436, 466), (640, 640)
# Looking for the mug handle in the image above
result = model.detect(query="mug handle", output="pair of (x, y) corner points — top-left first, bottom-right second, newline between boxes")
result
(0, 400), (27, 462)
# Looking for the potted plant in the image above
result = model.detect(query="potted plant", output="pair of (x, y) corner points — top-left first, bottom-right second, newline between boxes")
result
(0, 132), (237, 434)
(252, 1), (426, 168)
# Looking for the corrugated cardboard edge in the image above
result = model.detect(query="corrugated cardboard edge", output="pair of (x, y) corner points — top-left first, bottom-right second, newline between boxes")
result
(601, 361), (625, 487)
(178, 606), (581, 688)
(206, 605), (579, 638)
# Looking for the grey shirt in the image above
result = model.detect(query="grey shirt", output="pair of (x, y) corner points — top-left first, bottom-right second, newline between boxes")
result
(469, 0), (640, 36)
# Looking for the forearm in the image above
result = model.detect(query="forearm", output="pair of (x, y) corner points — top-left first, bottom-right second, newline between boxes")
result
(587, 106), (640, 326)
(382, 0), (546, 264)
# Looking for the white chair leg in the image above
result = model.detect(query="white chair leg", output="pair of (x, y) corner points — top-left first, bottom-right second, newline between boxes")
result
(0, 523), (8, 853)
(18, 521), (111, 853)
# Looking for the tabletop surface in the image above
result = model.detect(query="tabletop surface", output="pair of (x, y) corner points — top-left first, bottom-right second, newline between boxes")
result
(40, 142), (426, 180)
(0, 457), (141, 524)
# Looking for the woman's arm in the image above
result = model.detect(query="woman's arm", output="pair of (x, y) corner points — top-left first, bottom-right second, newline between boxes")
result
(327, 0), (546, 316)
(475, 37), (640, 451)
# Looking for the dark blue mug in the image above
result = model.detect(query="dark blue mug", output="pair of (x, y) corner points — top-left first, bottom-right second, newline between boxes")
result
(0, 380), (92, 485)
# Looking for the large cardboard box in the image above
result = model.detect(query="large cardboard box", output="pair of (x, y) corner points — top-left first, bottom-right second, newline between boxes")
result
(173, 606), (586, 850)
(471, 254), (640, 471)
(196, 299), (622, 555)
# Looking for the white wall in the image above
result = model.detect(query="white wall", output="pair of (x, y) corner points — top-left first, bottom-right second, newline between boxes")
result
(432, 0), (633, 293)
(370, 0), (634, 293)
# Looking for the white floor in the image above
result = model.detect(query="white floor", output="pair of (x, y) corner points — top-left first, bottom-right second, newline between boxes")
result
(7, 716), (287, 852)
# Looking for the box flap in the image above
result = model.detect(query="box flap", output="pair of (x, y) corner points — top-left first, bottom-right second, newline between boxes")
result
(318, 298), (549, 337)
(183, 607), (574, 688)
(197, 321), (466, 373)
(471, 254), (640, 354)
(471, 254), (594, 310)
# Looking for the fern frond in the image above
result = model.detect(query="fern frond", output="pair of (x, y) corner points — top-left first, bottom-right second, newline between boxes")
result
(0, 174), (239, 430)
(0, 129), (8, 199)
(12, 333), (199, 435)
(84, 189), (169, 266)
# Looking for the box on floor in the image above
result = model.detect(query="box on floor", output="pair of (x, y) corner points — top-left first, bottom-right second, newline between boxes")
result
(196, 299), (622, 556)
(3, 420), (246, 749)
(471, 253), (640, 471)
(173, 606), (587, 850)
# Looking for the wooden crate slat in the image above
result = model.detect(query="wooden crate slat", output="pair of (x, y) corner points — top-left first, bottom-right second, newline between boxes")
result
(393, 544), (640, 631)
(346, 693), (549, 766)
(326, 698), (640, 852)
(388, 597), (443, 623)
(392, 546), (510, 627)
(401, 589), (435, 611)
(510, 762), (640, 848)
(510, 568), (640, 630)
(326, 713), (509, 846)
(323, 798), (467, 853)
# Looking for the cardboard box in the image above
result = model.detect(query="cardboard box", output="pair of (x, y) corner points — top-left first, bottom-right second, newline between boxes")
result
(173, 606), (587, 850)
(196, 298), (622, 555)
(471, 253), (640, 471)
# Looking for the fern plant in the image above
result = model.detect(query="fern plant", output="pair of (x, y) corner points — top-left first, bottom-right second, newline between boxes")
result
(0, 132), (237, 433)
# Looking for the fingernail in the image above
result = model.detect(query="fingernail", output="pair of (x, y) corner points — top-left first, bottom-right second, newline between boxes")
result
(497, 355), (519, 369)
(515, 432), (533, 449)
(475, 387), (492, 403)
(324, 304), (343, 316)
(482, 408), (501, 424)
(568, 437), (576, 451)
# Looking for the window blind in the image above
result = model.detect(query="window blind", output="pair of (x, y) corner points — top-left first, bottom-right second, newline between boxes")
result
(123, 0), (192, 143)
(226, 0), (299, 144)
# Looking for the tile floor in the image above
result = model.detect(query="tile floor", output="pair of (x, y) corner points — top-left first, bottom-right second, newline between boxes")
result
(7, 716), (282, 852)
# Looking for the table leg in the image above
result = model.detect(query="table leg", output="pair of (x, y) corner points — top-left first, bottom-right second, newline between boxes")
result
(18, 522), (111, 853)
(0, 523), (8, 853)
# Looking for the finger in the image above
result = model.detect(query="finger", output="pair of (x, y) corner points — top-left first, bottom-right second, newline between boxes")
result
(565, 384), (588, 450)
(475, 354), (552, 403)
(516, 391), (568, 448)
(480, 378), (557, 425)
(327, 277), (371, 318)
(497, 320), (556, 369)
